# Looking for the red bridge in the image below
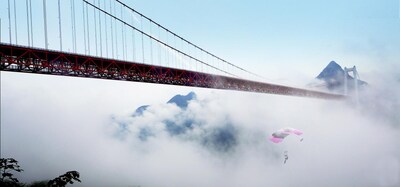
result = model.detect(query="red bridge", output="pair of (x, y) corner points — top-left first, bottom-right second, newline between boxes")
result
(0, 44), (343, 99)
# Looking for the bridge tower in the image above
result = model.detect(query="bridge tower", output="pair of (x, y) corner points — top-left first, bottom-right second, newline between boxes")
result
(344, 66), (360, 104)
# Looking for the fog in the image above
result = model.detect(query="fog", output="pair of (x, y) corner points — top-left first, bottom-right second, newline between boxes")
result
(1, 69), (399, 187)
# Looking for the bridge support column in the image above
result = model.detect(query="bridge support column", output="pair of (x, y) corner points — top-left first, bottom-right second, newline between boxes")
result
(344, 66), (359, 105)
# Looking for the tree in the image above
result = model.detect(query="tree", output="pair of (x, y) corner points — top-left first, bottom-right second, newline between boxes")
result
(0, 158), (24, 186)
(1, 157), (81, 187)
(47, 171), (81, 187)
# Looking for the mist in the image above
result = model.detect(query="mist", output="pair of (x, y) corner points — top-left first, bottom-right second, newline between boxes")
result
(1, 68), (399, 187)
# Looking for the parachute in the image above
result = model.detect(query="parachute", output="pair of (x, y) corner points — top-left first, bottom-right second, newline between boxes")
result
(269, 127), (304, 164)
(269, 127), (303, 143)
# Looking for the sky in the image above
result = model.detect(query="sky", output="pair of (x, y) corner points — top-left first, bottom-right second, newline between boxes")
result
(128, 0), (400, 81)
(113, 0), (400, 83)
(1, 0), (400, 186)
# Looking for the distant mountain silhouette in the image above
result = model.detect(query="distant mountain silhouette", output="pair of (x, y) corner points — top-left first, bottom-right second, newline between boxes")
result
(317, 61), (345, 80)
(122, 92), (238, 153)
(314, 61), (367, 91)
(133, 105), (149, 116)
(133, 92), (196, 116)
(167, 91), (196, 109)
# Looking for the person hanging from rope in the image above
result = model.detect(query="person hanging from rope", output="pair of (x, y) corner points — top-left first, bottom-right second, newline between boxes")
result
(284, 151), (289, 164)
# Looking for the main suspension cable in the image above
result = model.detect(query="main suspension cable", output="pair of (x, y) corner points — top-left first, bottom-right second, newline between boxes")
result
(114, 0), (264, 79)
(83, 0), (237, 77)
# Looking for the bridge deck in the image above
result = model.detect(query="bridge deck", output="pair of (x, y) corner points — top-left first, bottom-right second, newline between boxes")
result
(0, 43), (344, 99)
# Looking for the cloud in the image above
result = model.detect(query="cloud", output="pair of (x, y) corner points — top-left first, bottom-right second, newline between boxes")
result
(1, 67), (400, 187)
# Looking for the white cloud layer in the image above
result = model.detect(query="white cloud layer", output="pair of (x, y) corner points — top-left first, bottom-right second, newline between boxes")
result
(1, 69), (399, 187)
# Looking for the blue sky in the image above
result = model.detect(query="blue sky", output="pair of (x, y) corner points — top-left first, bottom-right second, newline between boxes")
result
(128, 0), (400, 81)
(0, 0), (399, 84)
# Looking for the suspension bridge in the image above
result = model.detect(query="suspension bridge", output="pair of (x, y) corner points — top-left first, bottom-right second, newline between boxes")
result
(0, 0), (344, 99)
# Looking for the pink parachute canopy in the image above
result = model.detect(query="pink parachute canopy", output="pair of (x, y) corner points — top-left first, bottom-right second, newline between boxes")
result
(269, 136), (284, 143)
(269, 128), (303, 143)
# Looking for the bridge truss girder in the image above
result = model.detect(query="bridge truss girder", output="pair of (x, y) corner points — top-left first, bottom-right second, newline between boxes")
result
(0, 44), (344, 99)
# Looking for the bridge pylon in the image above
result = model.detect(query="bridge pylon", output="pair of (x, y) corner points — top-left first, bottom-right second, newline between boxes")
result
(344, 65), (360, 105)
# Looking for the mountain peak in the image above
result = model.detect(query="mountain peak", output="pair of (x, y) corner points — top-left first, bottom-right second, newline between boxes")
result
(167, 92), (197, 109)
(327, 60), (341, 68)
(316, 61), (344, 80)
(132, 92), (196, 116)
